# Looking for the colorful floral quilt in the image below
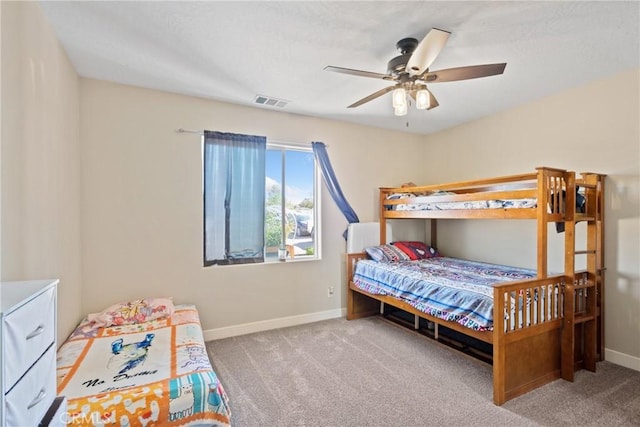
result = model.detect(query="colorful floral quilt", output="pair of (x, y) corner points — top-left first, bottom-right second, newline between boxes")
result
(353, 257), (538, 331)
(57, 305), (230, 426)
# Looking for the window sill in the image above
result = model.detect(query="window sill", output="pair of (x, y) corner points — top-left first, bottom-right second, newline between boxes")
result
(204, 256), (320, 269)
(265, 254), (320, 264)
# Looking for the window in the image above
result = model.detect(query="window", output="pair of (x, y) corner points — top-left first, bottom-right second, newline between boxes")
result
(203, 131), (319, 266)
(265, 143), (319, 262)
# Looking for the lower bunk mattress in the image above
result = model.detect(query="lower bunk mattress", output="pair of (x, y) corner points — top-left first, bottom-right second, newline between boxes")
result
(353, 257), (538, 331)
(56, 304), (231, 426)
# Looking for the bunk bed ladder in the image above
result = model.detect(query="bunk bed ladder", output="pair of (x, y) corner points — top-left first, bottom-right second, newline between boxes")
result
(561, 172), (604, 381)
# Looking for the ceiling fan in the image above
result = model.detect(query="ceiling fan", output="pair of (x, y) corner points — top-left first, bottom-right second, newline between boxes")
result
(324, 28), (506, 115)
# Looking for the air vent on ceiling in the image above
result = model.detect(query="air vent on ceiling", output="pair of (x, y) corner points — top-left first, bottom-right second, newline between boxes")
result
(253, 95), (289, 108)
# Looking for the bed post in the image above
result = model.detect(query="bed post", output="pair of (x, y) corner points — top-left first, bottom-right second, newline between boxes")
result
(590, 173), (606, 362)
(346, 253), (379, 319)
(536, 168), (550, 278)
(430, 219), (438, 249)
(561, 172), (577, 380)
(493, 286), (507, 405)
(380, 188), (388, 244)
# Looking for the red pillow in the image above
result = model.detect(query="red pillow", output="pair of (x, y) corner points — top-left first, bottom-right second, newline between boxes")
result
(391, 241), (440, 260)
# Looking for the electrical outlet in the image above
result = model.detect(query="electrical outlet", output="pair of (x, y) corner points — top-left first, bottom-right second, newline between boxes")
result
(328, 286), (334, 297)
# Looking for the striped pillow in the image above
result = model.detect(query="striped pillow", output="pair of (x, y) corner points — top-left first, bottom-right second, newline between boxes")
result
(365, 244), (411, 262)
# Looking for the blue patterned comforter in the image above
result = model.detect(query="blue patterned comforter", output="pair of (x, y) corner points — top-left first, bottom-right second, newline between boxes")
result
(353, 257), (537, 331)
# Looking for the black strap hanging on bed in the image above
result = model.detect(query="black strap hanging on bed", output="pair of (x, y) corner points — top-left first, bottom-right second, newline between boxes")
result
(550, 186), (586, 233)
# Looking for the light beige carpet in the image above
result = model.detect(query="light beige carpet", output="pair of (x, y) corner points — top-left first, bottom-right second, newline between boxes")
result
(206, 316), (640, 427)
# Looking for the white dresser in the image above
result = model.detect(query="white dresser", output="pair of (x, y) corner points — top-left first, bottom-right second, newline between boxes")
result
(0, 280), (59, 427)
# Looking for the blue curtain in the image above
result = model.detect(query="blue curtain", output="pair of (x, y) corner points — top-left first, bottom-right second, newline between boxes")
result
(203, 131), (266, 265)
(311, 141), (359, 239)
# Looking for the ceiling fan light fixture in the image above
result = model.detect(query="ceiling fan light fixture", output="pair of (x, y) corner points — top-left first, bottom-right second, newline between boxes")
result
(416, 88), (430, 110)
(394, 102), (408, 116)
(392, 87), (407, 108)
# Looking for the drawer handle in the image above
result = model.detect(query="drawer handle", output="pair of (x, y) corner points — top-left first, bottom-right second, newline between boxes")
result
(27, 387), (47, 410)
(26, 324), (45, 340)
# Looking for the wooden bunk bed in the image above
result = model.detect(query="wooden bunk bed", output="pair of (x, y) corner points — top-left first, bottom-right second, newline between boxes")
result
(345, 166), (605, 405)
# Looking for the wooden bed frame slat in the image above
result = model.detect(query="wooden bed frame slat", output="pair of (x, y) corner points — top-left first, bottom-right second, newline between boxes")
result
(383, 209), (542, 220)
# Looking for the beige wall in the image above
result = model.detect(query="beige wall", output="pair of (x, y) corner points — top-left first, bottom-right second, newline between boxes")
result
(1, 1), (82, 341)
(79, 79), (425, 334)
(421, 69), (640, 368)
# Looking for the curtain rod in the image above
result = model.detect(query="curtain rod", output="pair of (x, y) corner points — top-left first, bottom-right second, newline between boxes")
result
(176, 128), (324, 147)
(176, 128), (203, 135)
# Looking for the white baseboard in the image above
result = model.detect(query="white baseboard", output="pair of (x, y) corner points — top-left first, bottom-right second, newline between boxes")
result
(605, 348), (640, 372)
(203, 308), (346, 341)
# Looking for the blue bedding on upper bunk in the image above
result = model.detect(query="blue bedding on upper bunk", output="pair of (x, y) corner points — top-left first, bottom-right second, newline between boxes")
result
(353, 257), (538, 331)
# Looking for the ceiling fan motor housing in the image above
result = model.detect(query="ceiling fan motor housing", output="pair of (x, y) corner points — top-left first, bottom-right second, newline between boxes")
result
(387, 37), (419, 75)
(387, 54), (411, 74)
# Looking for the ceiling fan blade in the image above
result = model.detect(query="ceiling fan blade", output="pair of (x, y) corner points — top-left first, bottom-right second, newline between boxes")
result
(324, 66), (392, 80)
(421, 63), (507, 83)
(348, 85), (396, 108)
(427, 89), (439, 110)
(406, 28), (451, 76)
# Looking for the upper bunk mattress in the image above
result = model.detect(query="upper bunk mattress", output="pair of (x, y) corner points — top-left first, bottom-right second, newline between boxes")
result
(385, 192), (537, 211)
(353, 257), (537, 331)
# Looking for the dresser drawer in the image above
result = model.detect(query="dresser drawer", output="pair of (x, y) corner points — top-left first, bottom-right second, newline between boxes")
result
(5, 344), (57, 427)
(3, 286), (56, 391)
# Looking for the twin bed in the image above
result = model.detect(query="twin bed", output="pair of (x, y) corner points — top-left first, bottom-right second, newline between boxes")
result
(346, 166), (605, 405)
(56, 300), (230, 426)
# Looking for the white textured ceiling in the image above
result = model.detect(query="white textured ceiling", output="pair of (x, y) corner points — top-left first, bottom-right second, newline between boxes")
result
(39, 1), (640, 136)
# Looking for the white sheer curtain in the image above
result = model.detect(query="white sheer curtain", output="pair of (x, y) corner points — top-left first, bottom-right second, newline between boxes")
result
(203, 131), (266, 265)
